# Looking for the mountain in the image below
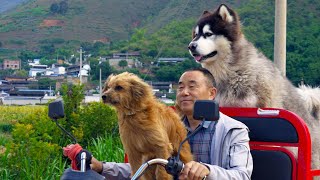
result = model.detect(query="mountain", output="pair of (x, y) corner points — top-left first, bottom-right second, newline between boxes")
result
(0, 0), (246, 50)
(0, 0), (29, 14)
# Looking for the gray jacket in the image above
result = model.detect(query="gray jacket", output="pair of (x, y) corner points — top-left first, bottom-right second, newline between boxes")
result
(101, 112), (253, 180)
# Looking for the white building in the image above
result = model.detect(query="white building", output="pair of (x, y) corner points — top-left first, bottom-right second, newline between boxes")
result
(52, 66), (66, 75)
(29, 65), (48, 77)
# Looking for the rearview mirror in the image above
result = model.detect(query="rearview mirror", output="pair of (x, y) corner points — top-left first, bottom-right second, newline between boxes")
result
(48, 100), (77, 143)
(193, 100), (219, 121)
(48, 100), (65, 120)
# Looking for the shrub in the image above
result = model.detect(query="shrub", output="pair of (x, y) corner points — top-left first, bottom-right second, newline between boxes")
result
(87, 134), (124, 162)
(7, 107), (65, 179)
(75, 102), (118, 145)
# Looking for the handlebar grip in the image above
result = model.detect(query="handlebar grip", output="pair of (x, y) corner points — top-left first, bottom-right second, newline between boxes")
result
(75, 149), (92, 171)
(165, 157), (184, 176)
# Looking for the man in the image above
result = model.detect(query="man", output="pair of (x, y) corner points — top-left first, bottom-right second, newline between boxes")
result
(175, 67), (252, 180)
(64, 67), (253, 180)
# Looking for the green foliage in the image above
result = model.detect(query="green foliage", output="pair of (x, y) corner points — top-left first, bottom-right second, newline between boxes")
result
(0, 103), (120, 179)
(61, 83), (85, 128)
(87, 134), (124, 162)
(118, 59), (128, 69)
(50, 1), (69, 15)
(154, 59), (200, 82)
(91, 60), (115, 81)
(77, 102), (118, 145)
(37, 78), (57, 90)
(6, 107), (64, 179)
(13, 70), (28, 77)
(39, 57), (57, 66)
(0, 69), (14, 79)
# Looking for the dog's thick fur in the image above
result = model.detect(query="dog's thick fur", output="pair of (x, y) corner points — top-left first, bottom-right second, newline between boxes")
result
(188, 4), (320, 169)
(102, 72), (193, 179)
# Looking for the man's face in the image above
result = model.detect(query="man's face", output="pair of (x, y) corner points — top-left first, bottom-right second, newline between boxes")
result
(176, 71), (216, 116)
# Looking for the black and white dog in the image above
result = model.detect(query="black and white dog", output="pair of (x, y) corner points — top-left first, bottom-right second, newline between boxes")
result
(188, 4), (320, 169)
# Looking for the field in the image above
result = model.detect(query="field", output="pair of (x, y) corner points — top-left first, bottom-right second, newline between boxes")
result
(0, 104), (123, 179)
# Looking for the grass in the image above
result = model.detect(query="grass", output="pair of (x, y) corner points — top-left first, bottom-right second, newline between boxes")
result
(0, 105), (124, 179)
(87, 134), (124, 162)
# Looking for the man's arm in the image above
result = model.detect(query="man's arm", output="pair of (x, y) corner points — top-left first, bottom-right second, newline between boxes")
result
(101, 162), (131, 180)
(205, 128), (253, 180)
(91, 157), (132, 180)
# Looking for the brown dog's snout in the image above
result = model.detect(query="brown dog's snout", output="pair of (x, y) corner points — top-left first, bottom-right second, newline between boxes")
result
(102, 95), (107, 101)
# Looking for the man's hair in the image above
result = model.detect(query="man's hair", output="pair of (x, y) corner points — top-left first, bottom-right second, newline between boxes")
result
(185, 67), (217, 87)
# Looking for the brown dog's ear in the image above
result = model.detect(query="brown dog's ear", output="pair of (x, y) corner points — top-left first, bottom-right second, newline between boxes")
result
(103, 74), (114, 92)
(130, 80), (146, 99)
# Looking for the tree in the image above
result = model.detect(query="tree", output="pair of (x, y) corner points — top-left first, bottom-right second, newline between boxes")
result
(118, 60), (128, 69)
(59, 1), (69, 14)
(37, 78), (56, 90)
(50, 3), (59, 13)
(61, 83), (85, 129)
(14, 70), (28, 77)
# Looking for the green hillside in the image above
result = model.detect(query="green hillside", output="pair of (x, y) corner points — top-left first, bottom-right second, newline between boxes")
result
(0, 0), (247, 50)
(0, 0), (319, 85)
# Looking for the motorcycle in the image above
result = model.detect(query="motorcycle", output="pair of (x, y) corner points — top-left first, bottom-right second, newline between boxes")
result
(48, 100), (218, 180)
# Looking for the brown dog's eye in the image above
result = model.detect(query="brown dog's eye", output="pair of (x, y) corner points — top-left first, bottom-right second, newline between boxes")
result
(115, 85), (123, 91)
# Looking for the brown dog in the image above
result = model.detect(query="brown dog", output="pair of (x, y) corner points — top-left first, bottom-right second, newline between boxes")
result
(102, 72), (193, 180)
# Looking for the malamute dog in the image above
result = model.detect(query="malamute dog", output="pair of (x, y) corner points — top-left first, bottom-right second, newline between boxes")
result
(188, 4), (320, 169)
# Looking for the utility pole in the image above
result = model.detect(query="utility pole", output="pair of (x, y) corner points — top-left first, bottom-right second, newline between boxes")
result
(274, 0), (287, 76)
(78, 47), (85, 85)
(99, 59), (102, 102)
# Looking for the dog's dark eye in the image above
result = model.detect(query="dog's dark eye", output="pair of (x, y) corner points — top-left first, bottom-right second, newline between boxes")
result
(204, 32), (213, 37)
(115, 85), (123, 91)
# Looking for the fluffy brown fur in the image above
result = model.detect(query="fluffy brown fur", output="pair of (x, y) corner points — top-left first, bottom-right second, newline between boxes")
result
(188, 4), (320, 169)
(102, 72), (193, 180)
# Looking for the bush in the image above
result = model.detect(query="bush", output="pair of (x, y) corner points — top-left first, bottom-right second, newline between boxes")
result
(87, 134), (124, 162)
(6, 107), (65, 179)
(75, 102), (118, 145)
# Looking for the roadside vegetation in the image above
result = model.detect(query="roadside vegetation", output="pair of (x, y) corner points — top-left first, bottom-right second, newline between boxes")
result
(0, 84), (124, 179)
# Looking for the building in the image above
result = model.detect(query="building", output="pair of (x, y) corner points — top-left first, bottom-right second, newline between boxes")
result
(147, 81), (173, 93)
(51, 66), (66, 75)
(108, 59), (142, 69)
(112, 52), (140, 58)
(3, 59), (21, 70)
(29, 65), (48, 77)
(157, 57), (186, 64)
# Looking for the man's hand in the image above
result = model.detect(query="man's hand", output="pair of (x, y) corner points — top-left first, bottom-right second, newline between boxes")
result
(63, 144), (83, 170)
(179, 161), (210, 180)
(90, 157), (103, 173)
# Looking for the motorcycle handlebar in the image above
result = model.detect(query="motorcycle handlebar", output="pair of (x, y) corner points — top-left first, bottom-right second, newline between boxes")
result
(131, 157), (184, 180)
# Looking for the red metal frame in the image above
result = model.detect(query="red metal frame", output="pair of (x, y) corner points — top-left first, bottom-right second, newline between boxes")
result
(250, 145), (297, 180)
(124, 107), (320, 179)
(220, 107), (319, 180)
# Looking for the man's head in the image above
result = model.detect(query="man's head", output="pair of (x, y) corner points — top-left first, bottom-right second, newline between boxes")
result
(176, 67), (217, 116)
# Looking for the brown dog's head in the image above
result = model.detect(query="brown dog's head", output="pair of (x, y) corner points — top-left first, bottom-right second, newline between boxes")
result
(102, 72), (154, 114)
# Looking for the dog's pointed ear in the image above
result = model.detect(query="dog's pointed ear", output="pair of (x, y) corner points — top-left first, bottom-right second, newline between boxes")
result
(202, 10), (210, 16)
(217, 4), (234, 23)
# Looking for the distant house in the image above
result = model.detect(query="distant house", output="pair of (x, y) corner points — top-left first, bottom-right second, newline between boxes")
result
(29, 65), (48, 77)
(66, 65), (80, 77)
(3, 59), (21, 70)
(112, 52), (140, 58)
(147, 81), (173, 93)
(108, 59), (142, 69)
(157, 57), (186, 64)
(51, 66), (66, 75)
(66, 64), (90, 77)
